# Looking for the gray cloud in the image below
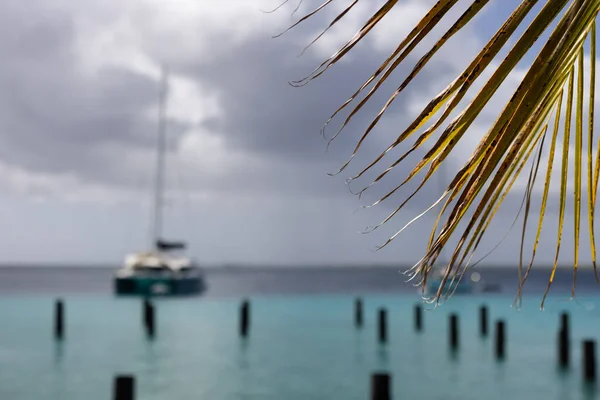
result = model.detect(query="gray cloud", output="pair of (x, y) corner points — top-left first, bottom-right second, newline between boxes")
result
(0, 0), (581, 267)
(0, 0), (477, 203)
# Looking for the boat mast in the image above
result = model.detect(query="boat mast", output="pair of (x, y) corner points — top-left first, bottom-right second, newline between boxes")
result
(150, 65), (168, 251)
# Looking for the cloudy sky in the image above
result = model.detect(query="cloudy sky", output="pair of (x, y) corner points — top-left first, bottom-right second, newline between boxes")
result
(0, 0), (594, 268)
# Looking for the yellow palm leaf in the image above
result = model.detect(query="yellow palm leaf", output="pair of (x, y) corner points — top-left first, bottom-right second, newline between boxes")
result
(277, 0), (600, 307)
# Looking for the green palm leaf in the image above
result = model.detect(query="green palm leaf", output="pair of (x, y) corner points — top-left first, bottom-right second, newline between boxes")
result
(277, 0), (600, 307)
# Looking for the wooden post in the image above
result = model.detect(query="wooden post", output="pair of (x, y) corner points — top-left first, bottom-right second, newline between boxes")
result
(495, 320), (506, 360)
(414, 304), (422, 332)
(583, 340), (596, 384)
(371, 373), (391, 400)
(355, 298), (363, 328)
(54, 299), (64, 340)
(560, 312), (569, 331)
(558, 312), (569, 368)
(114, 375), (135, 400)
(378, 308), (387, 344)
(145, 302), (155, 339)
(240, 299), (250, 338)
(449, 314), (458, 350)
(479, 305), (488, 337)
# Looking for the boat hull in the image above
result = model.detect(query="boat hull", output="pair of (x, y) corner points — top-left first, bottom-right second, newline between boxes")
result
(114, 275), (205, 297)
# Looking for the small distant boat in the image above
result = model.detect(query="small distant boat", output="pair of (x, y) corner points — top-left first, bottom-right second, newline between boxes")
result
(114, 67), (205, 297)
(423, 268), (480, 296)
(421, 167), (486, 297)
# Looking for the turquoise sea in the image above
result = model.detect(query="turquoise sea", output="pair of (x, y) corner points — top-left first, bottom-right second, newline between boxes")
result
(1, 266), (600, 400)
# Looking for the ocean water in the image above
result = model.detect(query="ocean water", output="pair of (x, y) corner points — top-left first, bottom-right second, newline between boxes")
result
(1, 266), (600, 400)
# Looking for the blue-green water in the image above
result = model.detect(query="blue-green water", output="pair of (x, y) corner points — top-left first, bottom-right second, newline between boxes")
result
(1, 292), (600, 400)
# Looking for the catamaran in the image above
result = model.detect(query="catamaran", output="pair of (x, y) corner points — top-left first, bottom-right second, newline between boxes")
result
(114, 67), (205, 296)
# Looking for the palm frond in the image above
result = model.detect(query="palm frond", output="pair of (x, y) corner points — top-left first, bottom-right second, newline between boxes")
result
(277, 0), (600, 307)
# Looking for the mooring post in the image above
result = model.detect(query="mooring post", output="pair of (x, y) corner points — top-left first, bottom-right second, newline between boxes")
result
(143, 298), (151, 326)
(371, 373), (391, 400)
(560, 312), (569, 332)
(449, 313), (459, 350)
(240, 299), (250, 338)
(145, 302), (155, 339)
(378, 308), (387, 344)
(355, 298), (363, 328)
(54, 299), (64, 340)
(558, 312), (569, 368)
(495, 320), (506, 360)
(479, 305), (488, 337)
(114, 375), (135, 400)
(414, 304), (423, 332)
(583, 340), (597, 384)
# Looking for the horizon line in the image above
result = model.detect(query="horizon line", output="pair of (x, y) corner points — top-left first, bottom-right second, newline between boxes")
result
(0, 263), (588, 270)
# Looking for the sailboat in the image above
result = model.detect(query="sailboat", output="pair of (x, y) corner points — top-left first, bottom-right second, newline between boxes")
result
(114, 67), (206, 296)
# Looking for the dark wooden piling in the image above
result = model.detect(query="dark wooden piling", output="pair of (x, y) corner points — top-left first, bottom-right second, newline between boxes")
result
(414, 304), (423, 332)
(558, 312), (570, 368)
(560, 312), (569, 331)
(495, 320), (506, 360)
(479, 305), (488, 337)
(145, 302), (155, 339)
(449, 314), (458, 350)
(114, 375), (135, 400)
(378, 308), (387, 344)
(583, 340), (597, 384)
(54, 299), (64, 340)
(240, 299), (250, 338)
(355, 298), (363, 328)
(371, 373), (391, 400)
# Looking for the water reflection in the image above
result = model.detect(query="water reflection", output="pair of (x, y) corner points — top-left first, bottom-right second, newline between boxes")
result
(376, 345), (389, 367)
(554, 368), (572, 400)
(448, 347), (459, 363)
(492, 356), (506, 383)
(581, 382), (597, 400)
(354, 329), (365, 365)
(238, 337), (250, 370)
(53, 341), (64, 365)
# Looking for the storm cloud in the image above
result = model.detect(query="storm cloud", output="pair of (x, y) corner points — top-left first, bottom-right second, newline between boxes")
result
(0, 0), (589, 269)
